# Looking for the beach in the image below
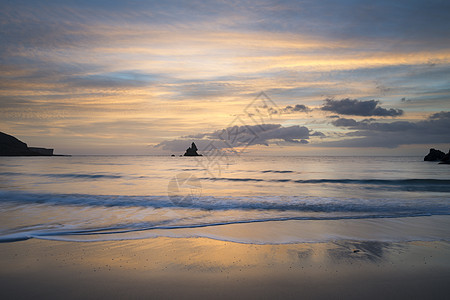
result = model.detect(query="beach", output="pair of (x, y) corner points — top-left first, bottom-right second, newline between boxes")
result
(1, 155), (449, 299)
(1, 231), (450, 299)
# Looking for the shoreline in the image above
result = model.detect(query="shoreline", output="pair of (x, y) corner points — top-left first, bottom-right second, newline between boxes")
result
(6, 215), (448, 244)
(1, 237), (449, 299)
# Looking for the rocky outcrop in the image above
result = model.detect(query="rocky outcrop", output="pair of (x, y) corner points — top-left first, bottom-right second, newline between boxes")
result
(0, 132), (30, 155)
(29, 147), (54, 155)
(439, 150), (450, 164)
(184, 142), (202, 156)
(424, 148), (445, 161)
(0, 132), (54, 156)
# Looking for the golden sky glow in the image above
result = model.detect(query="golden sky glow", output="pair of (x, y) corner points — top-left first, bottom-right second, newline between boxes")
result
(1, 1), (449, 155)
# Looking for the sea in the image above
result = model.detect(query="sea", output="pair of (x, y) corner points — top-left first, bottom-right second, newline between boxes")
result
(0, 155), (449, 244)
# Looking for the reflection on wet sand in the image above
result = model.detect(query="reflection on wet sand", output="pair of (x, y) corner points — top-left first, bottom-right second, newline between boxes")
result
(1, 238), (449, 299)
(328, 241), (402, 262)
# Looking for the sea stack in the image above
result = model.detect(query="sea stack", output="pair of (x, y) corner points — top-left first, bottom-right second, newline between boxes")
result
(424, 148), (445, 161)
(184, 142), (202, 156)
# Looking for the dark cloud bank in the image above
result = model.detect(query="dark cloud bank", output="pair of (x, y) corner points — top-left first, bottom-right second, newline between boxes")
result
(156, 98), (449, 151)
(322, 98), (404, 117)
(156, 123), (324, 152)
(267, 98), (401, 117)
(326, 111), (450, 148)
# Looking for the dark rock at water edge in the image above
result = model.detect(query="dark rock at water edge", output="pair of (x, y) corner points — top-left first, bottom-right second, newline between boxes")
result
(424, 148), (445, 161)
(439, 150), (450, 164)
(184, 142), (202, 156)
(0, 132), (30, 155)
(29, 147), (53, 155)
(0, 132), (54, 156)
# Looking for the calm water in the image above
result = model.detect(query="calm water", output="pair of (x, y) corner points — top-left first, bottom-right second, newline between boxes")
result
(0, 155), (449, 243)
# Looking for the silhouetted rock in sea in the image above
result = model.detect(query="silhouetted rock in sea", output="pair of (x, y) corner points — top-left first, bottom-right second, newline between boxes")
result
(439, 150), (450, 164)
(0, 132), (54, 156)
(424, 148), (445, 161)
(184, 142), (202, 156)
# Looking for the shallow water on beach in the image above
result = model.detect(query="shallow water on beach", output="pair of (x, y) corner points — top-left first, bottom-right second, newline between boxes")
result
(0, 155), (449, 243)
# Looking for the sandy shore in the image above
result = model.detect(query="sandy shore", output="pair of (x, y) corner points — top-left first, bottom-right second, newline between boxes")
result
(1, 236), (450, 299)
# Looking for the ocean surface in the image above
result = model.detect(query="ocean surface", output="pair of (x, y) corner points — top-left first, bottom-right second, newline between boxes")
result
(0, 155), (449, 244)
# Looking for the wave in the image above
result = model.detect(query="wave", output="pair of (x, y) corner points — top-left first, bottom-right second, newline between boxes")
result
(261, 170), (295, 173)
(0, 171), (123, 179)
(1, 214), (449, 244)
(292, 178), (450, 185)
(201, 177), (450, 192)
(203, 177), (450, 185)
(1, 190), (449, 216)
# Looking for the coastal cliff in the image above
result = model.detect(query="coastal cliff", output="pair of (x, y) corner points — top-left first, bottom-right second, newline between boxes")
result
(0, 132), (54, 156)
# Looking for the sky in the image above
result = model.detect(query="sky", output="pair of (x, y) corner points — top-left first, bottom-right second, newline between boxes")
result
(1, 0), (449, 155)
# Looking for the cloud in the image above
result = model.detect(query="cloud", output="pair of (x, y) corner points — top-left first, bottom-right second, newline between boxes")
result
(62, 72), (151, 89)
(322, 99), (404, 117)
(155, 123), (323, 151)
(332, 118), (416, 132)
(429, 111), (450, 120)
(332, 118), (360, 127)
(282, 104), (310, 113)
(324, 111), (450, 148)
(401, 97), (412, 103)
(261, 104), (310, 116)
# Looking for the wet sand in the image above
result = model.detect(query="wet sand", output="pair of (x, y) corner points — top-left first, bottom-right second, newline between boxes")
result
(1, 237), (450, 299)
